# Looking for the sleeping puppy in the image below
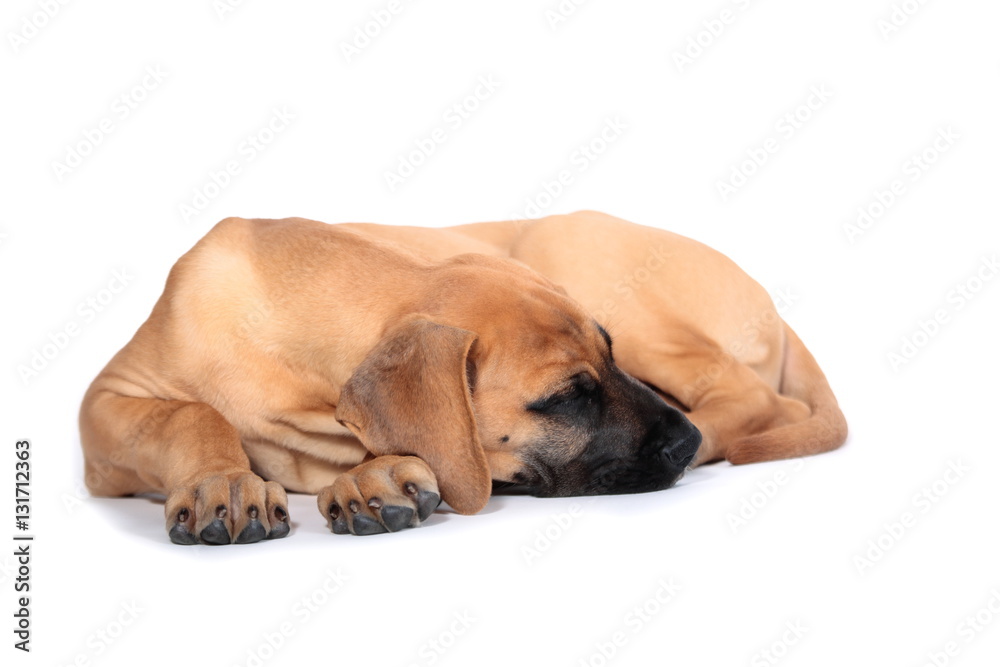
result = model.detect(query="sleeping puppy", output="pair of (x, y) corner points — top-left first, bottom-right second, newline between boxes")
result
(79, 215), (705, 544)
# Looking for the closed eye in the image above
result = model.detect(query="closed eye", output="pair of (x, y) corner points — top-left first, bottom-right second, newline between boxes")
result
(597, 324), (613, 359)
(527, 373), (599, 413)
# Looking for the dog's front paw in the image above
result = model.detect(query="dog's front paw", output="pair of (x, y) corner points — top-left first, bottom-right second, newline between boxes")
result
(164, 472), (290, 545)
(316, 455), (441, 536)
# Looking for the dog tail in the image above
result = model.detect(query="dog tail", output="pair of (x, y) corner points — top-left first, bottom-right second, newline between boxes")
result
(727, 322), (848, 464)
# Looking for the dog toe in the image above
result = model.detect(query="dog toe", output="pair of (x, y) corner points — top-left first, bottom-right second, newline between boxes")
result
(166, 501), (198, 545)
(351, 514), (388, 536)
(266, 515), (290, 540)
(379, 504), (415, 532)
(264, 482), (291, 540)
(236, 518), (267, 544)
(199, 517), (231, 545)
(414, 490), (441, 521)
(325, 502), (351, 534)
(168, 521), (198, 545)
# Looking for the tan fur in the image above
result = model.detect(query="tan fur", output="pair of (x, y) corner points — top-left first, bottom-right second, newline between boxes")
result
(80, 211), (846, 544)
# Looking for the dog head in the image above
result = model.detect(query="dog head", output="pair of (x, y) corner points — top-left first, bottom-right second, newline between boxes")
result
(335, 254), (701, 514)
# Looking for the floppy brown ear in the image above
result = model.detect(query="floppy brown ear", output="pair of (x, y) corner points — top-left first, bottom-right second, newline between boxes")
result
(335, 316), (491, 515)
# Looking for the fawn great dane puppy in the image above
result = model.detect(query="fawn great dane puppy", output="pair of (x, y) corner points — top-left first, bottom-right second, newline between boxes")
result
(79, 214), (708, 544)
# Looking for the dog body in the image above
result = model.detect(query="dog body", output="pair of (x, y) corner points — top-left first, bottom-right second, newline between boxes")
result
(79, 211), (845, 544)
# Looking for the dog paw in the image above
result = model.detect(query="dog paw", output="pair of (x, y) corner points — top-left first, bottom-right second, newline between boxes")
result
(316, 455), (441, 536)
(164, 472), (290, 545)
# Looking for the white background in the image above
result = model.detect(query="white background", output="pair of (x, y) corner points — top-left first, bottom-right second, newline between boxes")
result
(2, 1), (999, 665)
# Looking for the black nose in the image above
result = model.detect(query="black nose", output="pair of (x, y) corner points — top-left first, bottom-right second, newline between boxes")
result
(659, 428), (701, 468)
(642, 408), (702, 469)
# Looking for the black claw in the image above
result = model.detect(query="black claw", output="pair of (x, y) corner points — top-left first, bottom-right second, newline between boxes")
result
(236, 519), (267, 544)
(169, 523), (198, 545)
(267, 520), (290, 540)
(380, 505), (415, 532)
(351, 515), (387, 536)
(200, 518), (231, 545)
(416, 491), (441, 521)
